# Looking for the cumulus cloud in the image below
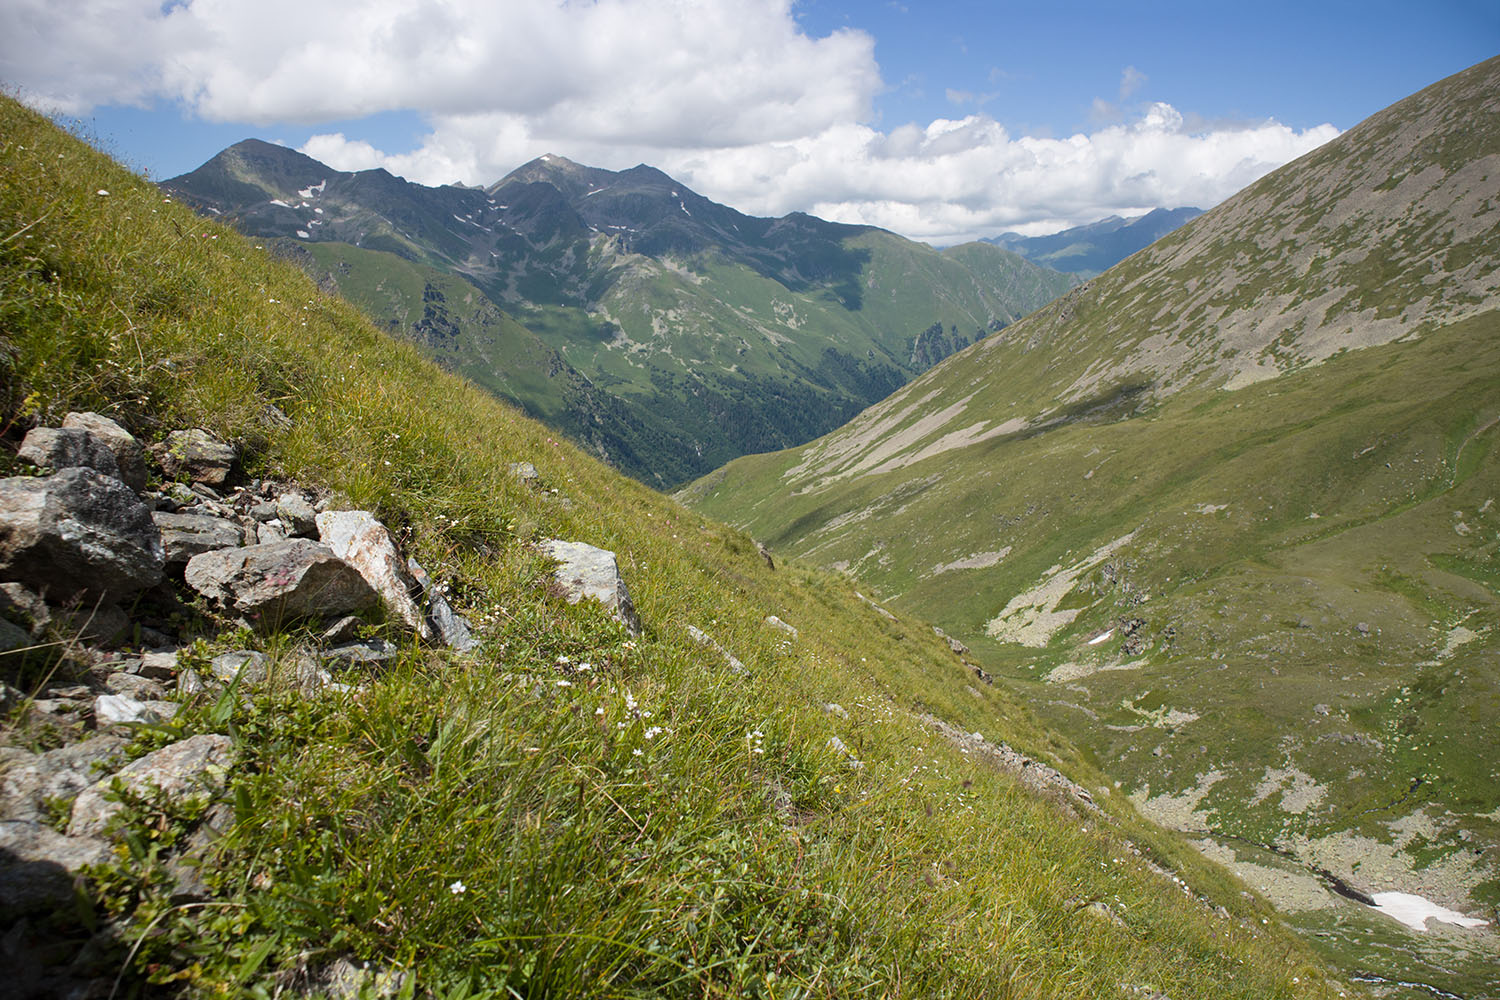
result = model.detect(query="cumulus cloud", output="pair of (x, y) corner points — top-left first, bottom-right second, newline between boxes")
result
(1, 0), (1339, 242)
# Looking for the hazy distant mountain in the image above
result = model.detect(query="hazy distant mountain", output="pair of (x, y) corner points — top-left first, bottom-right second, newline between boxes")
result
(683, 56), (1500, 996)
(163, 146), (1076, 486)
(984, 207), (1203, 276)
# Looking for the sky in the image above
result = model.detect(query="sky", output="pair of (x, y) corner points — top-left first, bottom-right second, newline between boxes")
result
(3, 0), (1496, 243)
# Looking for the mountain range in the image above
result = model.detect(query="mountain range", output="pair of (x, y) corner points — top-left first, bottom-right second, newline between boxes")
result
(161, 146), (1077, 487)
(983, 207), (1203, 277)
(682, 55), (1500, 996)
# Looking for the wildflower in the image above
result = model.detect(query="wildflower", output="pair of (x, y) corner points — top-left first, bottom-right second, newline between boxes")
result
(556, 679), (572, 688)
(643, 726), (662, 740)
(632, 749), (643, 757)
(595, 707), (605, 716)
(449, 880), (467, 895)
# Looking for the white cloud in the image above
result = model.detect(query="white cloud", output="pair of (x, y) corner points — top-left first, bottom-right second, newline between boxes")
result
(1, 0), (1339, 242)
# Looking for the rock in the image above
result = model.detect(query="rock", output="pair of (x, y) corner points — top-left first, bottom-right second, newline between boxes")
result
(508, 462), (539, 483)
(323, 639), (399, 665)
(321, 616), (364, 643)
(256, 521), (288, 545)
(93, 694), (178, 726)
(247, 502), (279, 522)
(827, 736), (864, 770)
(407, 557), (478, 652)
(0, 820), (111, 917)
(68, 733), (233, 839)
(152, 510), (251, 565)
(0, 583), (49, 636)
(316, 957), (410, 1000)
(856, 591), (898, 622)
(184, 539), (378, 628)
(686, 624), (746, 674)
(0, 468), (165, 602)
(0, 735), (127, 822)
(209, 651), (270, 686)
(825, 703), (849, 720)
(933, 626), (969, 656)
(538, 539), (642, 635)
(765, 615), (798, 637)
(62, 412), (149, 493)
(17, 427), (120, 481)
(275, 494), (318, 537)
(138, 650), (179, 679)
(50, 602), (130, 645)
(0, 617), (30, 653)
(104, 672), (167, 700)
(154, 429), (237, 485)
(756, 541), (775, 570)
(316, 512), (431, 639)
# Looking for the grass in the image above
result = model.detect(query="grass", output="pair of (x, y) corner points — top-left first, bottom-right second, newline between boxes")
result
(0, 98), (1357, 998)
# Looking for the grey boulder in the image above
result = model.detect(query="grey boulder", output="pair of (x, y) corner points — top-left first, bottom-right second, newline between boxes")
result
(62, 412), (149, 492)
(538, 539), (642, 635)
(0, 467), (165, 601)
(184, 539), (377, 627)
(153, 510), (251, 565)
(17, 427), (120, 480)
(155, 429), (237, 485)
(407, 557), (478, 652)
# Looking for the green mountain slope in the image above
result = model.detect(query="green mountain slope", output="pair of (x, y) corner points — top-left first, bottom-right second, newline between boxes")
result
(682, 56), (1500, 996)
(0, 96), (1355, 999)
(162, 146), (1076, 487)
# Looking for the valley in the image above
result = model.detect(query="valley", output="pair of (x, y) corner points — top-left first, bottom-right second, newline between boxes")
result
(681, 56), (1500, 997)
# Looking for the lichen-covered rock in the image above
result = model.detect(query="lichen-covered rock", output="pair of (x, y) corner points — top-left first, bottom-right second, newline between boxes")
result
(154, 429), (237, 485)
(316, 511), (431, 639)
(67, 733), (233, 839)
(93, 693), (179, 727)
(184, 539), (377, 627)
(0, 468), (165, 602)
(538, 539), (642, 635)
(17, 427), (120, 480)
(153, 510), (251, 565)
(0, 820), (111, 916)
(62, 412), (149, 492)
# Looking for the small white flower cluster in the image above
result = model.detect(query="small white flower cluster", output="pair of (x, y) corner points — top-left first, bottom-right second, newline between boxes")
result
(748, 729), (765, 754)
(449, 880), (466, 895)
(643, 726), (663, 740)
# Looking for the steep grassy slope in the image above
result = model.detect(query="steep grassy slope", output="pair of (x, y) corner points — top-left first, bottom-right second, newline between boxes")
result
(163, 147), (1076, 487)
(0, 99), (1358, 998)
(682, 57), (1500, 997)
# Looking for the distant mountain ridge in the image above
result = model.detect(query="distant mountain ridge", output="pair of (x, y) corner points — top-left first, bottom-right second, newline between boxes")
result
(162, 146), (1076, 486)
(983, 207), (1203, 276)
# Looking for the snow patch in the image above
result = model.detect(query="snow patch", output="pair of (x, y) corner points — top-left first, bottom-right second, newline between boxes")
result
(1371, 892), (1489, 932)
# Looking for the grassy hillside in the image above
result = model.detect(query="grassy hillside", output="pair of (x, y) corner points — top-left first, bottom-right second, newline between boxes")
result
(0, 100), (1357, 997)
(681, 58), (1500, 997)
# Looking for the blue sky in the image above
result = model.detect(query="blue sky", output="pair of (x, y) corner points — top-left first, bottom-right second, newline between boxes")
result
(4, 0), (1495, 241)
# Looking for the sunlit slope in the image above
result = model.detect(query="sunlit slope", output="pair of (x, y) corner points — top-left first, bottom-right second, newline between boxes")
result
(0, 98), (1355, 998)
(682, 57), (1500, 996)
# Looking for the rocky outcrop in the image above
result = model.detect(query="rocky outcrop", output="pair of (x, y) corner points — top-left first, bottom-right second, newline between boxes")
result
(538, 539), (642, 634)
(316, 511), (431, 639)
(184, 539), (379, 627)
(0, 468), (165, 602)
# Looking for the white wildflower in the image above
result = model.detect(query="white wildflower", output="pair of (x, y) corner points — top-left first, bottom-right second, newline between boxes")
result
(449, 880), (466, 895)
